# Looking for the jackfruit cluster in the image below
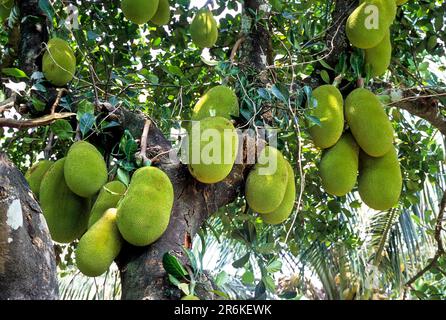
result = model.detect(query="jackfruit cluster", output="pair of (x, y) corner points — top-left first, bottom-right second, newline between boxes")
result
(187, 116), (239, 184)
(309, 85), (402, 211)
(346, 0), (396, 77)
(121, 0), (171, 25)
(116, 166), (174, 246)
(0, 0), (13, 20)
(190, 8), (218, 48)
(191, 85), (240, 121)
(42, 38), (76, 87)
(245, 146), (296, 224)
(25, 160), (53, 199)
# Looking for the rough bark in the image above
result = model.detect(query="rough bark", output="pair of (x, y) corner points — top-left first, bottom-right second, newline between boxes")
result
(18, 0), (48, 76)
(0, 153), (58, 300)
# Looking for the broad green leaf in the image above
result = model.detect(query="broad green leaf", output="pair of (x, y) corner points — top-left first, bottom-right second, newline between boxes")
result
(2, 68), (28, 79)
(232, 252), (250, 268)
(162, 252), (188, 279)
(50, 119), (73, 140)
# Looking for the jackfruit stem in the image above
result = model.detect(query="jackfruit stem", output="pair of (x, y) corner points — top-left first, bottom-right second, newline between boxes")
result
(139, 119), (152, 163)
(332, 74), (343, 88)
(357, 77), (365, 89)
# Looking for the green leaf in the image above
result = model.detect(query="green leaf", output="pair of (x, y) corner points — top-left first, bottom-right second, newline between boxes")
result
(79, 113), (96, 137)
(263, 275), (276, 293)
(39, 0), (54, 21)
(50, 119), (73, 140)
(305, 114), (321, 126)
(168, 274), (181, 286)
(77, 100), (95, 120)
(319, 60), (334, 71)
(271, 83), (289, 103)
(2, 68), (28, 79)
(162, 252), (188, 279)
(232, 252), (250, 268)
(320, 70), (330, 84)
(242, 271), (254, 285)
(266, 260), (282, 273)
(31, 97), (46, 112)
(215, 271), (228, 287)
(178, 283), (190, 295)
(116, 168), (129, 186)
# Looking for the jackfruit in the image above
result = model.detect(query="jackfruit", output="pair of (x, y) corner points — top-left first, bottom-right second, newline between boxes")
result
(346, 0), (392, 49)
(190, 9), (218, 48)
(150, 0), (170, 26)
(76, 208), (122, 277)
(358, 147), (402, 210)
(25, 160), (53, 198)
(396, 0), (408, 5)
(40, 158), (90, 243)
(191, 85), (239, 121)
(0, 0), (13, 20)
(261, 160), (296, 225)
(365, 30), (391, 77)
(88, 181), (127, 228)
(319, 133), (359, 196)
(116, 166), (174, 246)
(181, 295), (200, 300)
(308, 85), (344, 149)
(42, 38), (76, 87)
(345, 88), (394, 157)
(64, 141), (108, 198)
(245, 146), (289, 214)
(121, 0), (159, 24)
(187, 116), (239, 184)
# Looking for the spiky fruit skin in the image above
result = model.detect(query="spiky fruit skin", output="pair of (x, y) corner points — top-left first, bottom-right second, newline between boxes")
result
(88, 181), (127, 228)
(396, 0), (408, 5)
(245, 146), (289, 214)
(190, 9), (218, 48)
(308, 85), (344, 149)
(121, 0), (159, 24)
(64, 141), (108, 198)
(150, 0), (170, 25)
(40, 158), (90, 243)
(345, 88), (394, 157)
(261, 160), (296, 225)
(42, 38), (76, 87)
(187, 116), (239, 184)
(191, 85), (239, 121)
(319, 133), (359, 196)
(346, 1), (392, 49)
(76, 208), (122, 277)
(365, 30), (391, 77)
(358, 147), (402, 210)
(116, 166), (174, 246)
(181, 295), (200, 300)
(0, 0), (13, 20)
(25, 160), (53, 198)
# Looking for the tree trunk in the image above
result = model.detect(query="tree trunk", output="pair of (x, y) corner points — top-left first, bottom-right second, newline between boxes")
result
(0, 153), (58, 299)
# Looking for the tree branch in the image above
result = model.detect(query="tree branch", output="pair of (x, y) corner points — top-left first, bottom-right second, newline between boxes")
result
(0, 112), (75, 129)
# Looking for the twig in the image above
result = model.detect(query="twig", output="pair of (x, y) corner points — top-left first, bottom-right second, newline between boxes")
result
(0, 95), (16, 113)
(230, 37), (245, 64)
(89, 65), (100, 106)
(44, 132), (54, 160)
(0, 112), (75, 129)
(50, 88), (67, 114)
(139, 120), (152, 163)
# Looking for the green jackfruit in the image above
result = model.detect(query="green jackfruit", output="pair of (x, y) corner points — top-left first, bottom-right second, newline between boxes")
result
(358, 147), (402, 210)
(88, 181), (127, 228)
(396, 0), (408, 5)
(261, 160), (296, 225)
(365, 30), (391, 77)
(25, 160), (53, 198)
(76, 208), (122, 277)
(64, 141), (108, 198)
(116, 166), (174, 246)
(245, 146), (289, 214)
(121, 0), (159, 24)
(319, 133), (359, 196)
(181, 295), (200, 300)
(346, 0), (392, 49)
(345, 88), (394, 157)
(190, 9), (218, 48)
(187, 116), (239, 184)
(0, 0), (13, 20)
(150, 0), (170, 25)
(191, 85), (239, 121)
(40, 158), (90, 243)
(308, 85), (344, 149)
(42, 38), (76, 87)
